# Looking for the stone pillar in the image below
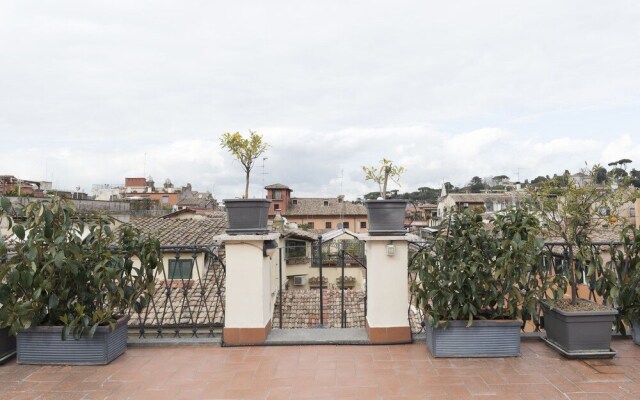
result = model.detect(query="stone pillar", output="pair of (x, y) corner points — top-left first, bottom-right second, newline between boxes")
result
(217, 233), (279, 345)
(360, 235), (414, 344)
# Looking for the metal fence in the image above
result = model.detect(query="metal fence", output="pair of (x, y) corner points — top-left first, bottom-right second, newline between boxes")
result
(127, 245), (226, 339)
(275, 239), (367, 329)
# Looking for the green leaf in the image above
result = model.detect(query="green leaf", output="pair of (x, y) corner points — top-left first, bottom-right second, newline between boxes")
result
(49, 294), (59, 310)
(12, 224), (25, 240)
(0, 197), (11, 212)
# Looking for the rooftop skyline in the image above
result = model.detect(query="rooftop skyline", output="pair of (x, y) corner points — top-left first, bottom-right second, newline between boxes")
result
(2, 1), (639, 200)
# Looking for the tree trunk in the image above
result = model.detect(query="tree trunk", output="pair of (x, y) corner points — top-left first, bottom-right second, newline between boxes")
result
(569, 247), (578, 305)
(244, 170), (250, 199)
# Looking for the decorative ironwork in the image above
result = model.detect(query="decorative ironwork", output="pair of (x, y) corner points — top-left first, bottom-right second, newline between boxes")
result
(127, 245), (226, 339)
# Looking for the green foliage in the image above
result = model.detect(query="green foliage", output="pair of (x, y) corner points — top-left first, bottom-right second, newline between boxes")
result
(220, 130), (269, 199)
(0, 196), (161, 339)
(526, 164), (631, 305)
(362, 158), (405, 199)
(411, 208), (556, 328)
(596, 226), (640, 334)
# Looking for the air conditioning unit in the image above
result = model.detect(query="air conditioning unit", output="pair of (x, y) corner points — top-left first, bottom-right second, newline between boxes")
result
(293, 276), (306, 286)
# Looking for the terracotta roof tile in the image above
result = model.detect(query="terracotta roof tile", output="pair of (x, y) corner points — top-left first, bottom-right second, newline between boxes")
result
(285, 198), (367, 216)
(130, 215), (227, 246)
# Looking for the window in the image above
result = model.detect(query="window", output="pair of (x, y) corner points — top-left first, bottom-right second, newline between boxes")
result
(325, 222), (332, 229)
(274, 203), (280, 211)
(342, 222), (350, 229)
(292, 199), (298, 205)
(162, 196), (169, 203)
(168, 259), (194, 280)
(360, 221), (366, 229)
(307, 222), (314, 229)
(285, 240), (307, 259)
(323, 200), (329, 206)
(273, 190), (282, 200)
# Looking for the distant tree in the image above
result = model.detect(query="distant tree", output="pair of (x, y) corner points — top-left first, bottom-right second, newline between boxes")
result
(468, 176), (485, 193)
(531, 176), (548, 185)
(444, 182), (454, 192)
(630, 169), (640, 188)
(609, 167), (628, 182)
(493, 175), (509, 185)
(593, 165), (608, 184)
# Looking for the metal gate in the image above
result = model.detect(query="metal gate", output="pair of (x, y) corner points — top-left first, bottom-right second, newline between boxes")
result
(274, 238), (367, 329)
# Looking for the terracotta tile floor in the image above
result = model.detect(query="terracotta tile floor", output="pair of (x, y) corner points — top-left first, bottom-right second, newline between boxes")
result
(1, 337), (640, 399)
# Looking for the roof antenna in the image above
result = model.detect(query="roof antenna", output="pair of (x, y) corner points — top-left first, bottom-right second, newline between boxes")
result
(261, 157), (268, 187)
(143, 152), (147, 177)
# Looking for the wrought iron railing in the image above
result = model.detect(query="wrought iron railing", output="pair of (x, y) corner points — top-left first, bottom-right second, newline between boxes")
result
(127, 245), (226, 339)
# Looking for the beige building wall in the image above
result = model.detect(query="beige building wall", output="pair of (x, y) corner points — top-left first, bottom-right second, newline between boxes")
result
(286, 215), (368, 233)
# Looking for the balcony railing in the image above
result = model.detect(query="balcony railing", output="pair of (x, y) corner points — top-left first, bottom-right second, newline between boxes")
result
(127, 245), (226, 339)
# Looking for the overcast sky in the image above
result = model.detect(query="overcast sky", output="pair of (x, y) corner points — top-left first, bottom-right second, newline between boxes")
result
(1, 1), (639, 200)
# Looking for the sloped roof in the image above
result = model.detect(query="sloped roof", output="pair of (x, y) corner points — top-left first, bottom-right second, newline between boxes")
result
(285, 198), (367, 216)
(284, 229), (318, 242)
(321, 229), (359, 242)
(265, 183), (291, 190)
(130, 214), (227, 246)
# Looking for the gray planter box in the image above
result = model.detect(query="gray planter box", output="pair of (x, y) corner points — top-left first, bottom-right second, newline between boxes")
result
(0, 327), (16, 364)
(426, 319), (522, 357)
(540, 300), (617, 358)
(365, 199), (407, 236)
(17, 315), (129, 365)
(631, 318), (640, 346)
(224, 198), (271, 235)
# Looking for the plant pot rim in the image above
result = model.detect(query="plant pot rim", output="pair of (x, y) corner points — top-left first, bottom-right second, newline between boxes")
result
(364, 199), (408, 204)
(223, 198), (271, 204)
(432, 319), (523, 328)
(540, 299), (618, 317)
(18, 315), (130, 335)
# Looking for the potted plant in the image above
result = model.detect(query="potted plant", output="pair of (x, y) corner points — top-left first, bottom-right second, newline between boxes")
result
(412, 207), (547, 357)
(601, 225), (640, 345)
(362, 158), (406, 235)
(0, 196), (161, 365)
(220, 130), (271, 234)
(0, 197), (16, 363)
(528, 166), (629, 358)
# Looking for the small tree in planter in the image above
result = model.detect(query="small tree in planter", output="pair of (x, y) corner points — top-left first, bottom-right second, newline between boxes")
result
(0, 196), (161, 365)
(362, 159), (407, 235)
(412, 208), (550, 357)
(527, 165), (631, 357)
(601, 226), (640, 345)
(220, 130), (271, 234)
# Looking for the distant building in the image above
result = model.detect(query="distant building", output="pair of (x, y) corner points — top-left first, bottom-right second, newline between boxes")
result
(265, 183), (368, 233)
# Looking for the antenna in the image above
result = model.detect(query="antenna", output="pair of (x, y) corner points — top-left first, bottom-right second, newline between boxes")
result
(143, 153), (147, 177)
(261, 157), (268, 187)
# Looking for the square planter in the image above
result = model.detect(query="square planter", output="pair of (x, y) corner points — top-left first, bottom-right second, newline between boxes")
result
(224, 198), (271, 235)
(631, 318), (640, 346)
(17, 315), (129, 365)
(0, 327), (16, 364)
(540, 300), (617, 358)
(365, 199), (407, 236)
(426, 319), (522, 357)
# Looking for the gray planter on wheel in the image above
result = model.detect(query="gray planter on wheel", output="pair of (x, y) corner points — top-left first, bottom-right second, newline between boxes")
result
(540, 300), (617, 358)
(365, 199), (407, 236)
(631, 318), (640, 346)
(0, 327), (16, 364)
(17, 315), (129, 365)
(426, 319), (522, 357)
(224, 199), (271, 235)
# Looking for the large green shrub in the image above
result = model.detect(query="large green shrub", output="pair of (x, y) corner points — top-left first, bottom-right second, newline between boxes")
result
(412, 208), (559, 328)
(0, 196), (161, 339)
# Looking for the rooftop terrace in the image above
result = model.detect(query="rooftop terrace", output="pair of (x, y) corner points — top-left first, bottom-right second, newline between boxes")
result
(1, 338), (640, 399)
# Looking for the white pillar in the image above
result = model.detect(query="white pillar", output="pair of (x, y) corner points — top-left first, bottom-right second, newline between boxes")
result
(360, 234), (415, 344)
(217, 233), (279, 345)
